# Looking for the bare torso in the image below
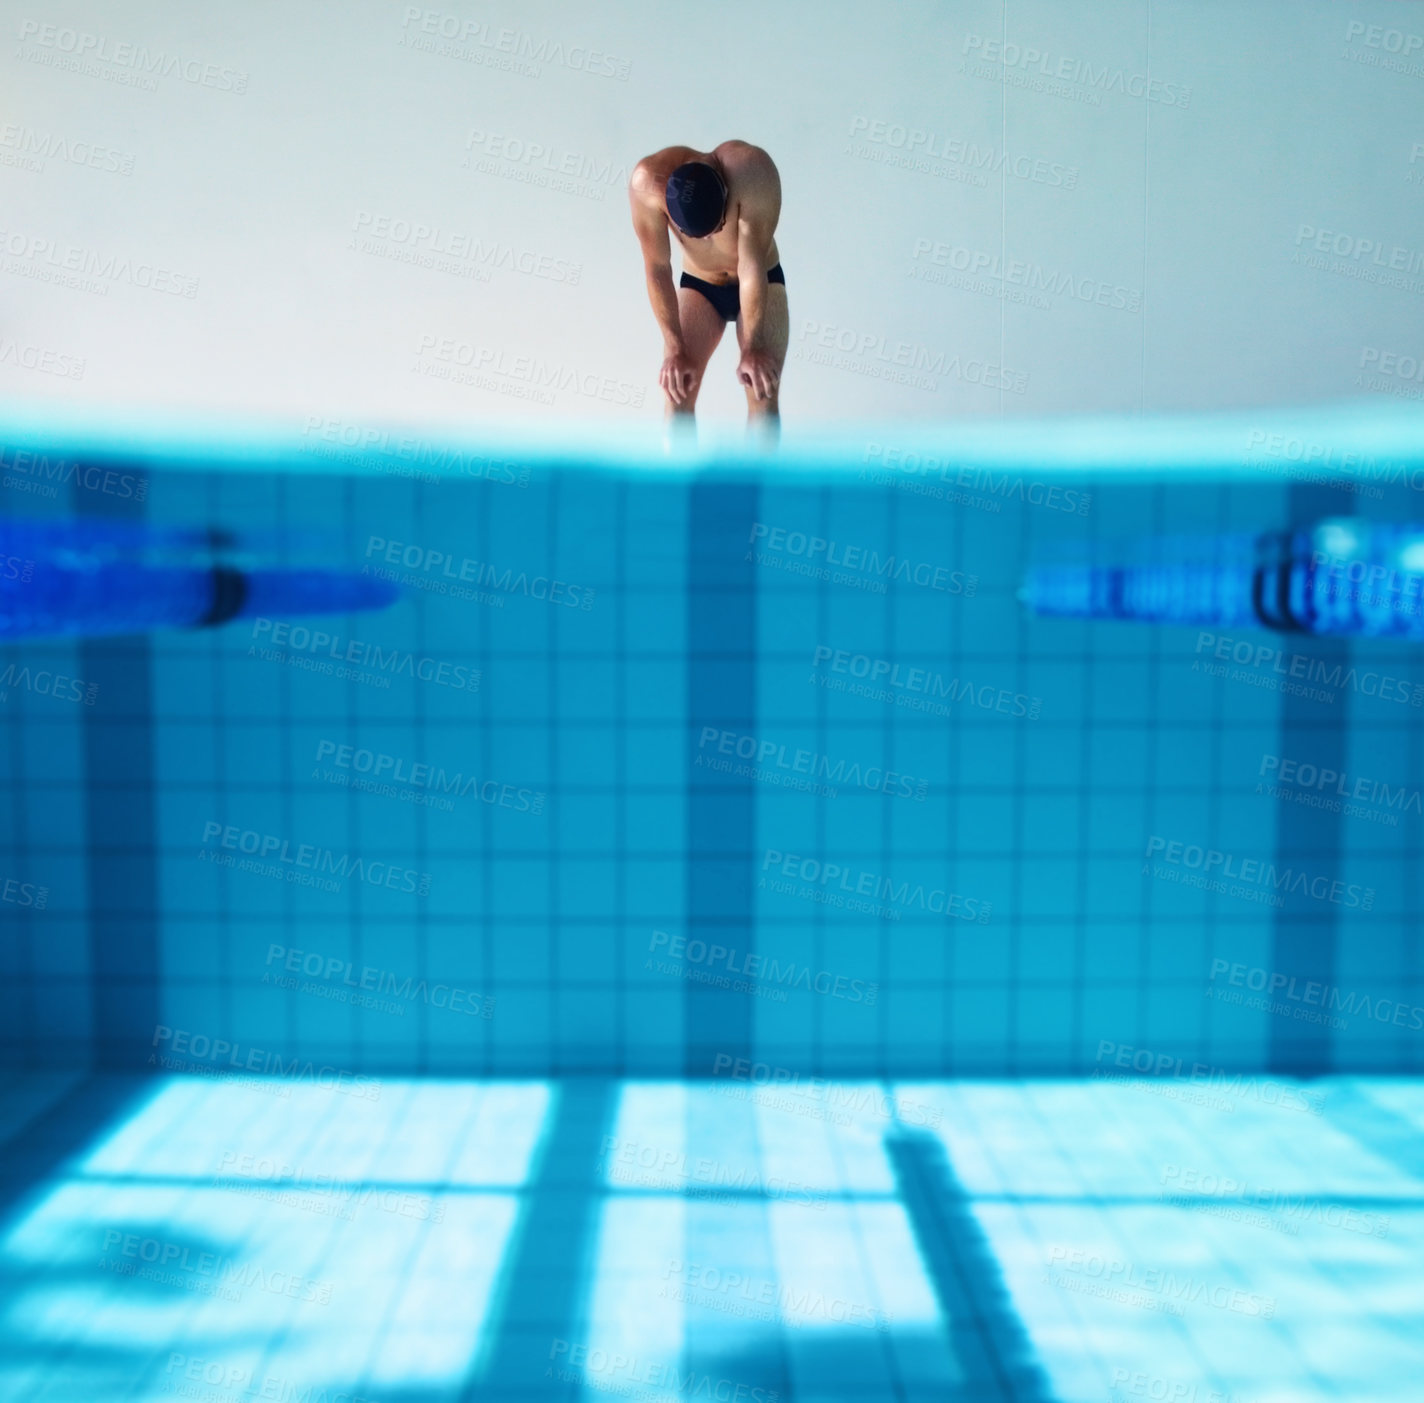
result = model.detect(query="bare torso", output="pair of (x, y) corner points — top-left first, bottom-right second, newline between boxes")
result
(636, 140), (780, 283)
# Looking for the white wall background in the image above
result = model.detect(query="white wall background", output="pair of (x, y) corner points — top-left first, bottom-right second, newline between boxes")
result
(2, 0), (1422, 431)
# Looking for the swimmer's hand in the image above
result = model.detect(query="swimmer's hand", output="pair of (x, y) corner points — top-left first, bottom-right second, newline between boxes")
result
(660, 350), (699, 406)
(738, 348), (780, 401)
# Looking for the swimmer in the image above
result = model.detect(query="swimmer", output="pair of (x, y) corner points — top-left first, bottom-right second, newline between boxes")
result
(628, 141), (787, 434)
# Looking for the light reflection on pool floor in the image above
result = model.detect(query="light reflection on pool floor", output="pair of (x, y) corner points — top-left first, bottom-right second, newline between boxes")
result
(0, 1074), (1419, 1402)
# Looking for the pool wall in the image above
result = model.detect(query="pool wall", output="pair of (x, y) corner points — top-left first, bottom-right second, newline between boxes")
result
(3, 0), (1422, 426)
(3, 433), (1422, 1079)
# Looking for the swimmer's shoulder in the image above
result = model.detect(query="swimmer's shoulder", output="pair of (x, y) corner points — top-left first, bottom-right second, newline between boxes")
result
(715, 140), (777, 177)
(716, 141), (779, 211)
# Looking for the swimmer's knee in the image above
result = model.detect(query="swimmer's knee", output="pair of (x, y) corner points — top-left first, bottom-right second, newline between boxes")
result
(744, 379), (780, 411)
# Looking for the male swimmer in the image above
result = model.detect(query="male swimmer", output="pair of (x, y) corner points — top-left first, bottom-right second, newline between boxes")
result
(628, 141), (788, 432)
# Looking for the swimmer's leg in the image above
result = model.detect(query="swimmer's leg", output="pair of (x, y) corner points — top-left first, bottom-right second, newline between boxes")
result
(737, 281), (788, 436)
(667, 284), (727, 419)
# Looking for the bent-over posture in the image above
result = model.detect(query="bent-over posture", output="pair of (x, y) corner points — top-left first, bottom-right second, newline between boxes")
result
(628, 141), (788, 427)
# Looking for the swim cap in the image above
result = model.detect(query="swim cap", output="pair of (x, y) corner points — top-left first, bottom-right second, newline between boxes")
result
(665, 162), (727, 237)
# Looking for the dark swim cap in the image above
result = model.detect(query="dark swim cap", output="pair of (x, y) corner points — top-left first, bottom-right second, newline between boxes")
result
(665, 161), (727, 236)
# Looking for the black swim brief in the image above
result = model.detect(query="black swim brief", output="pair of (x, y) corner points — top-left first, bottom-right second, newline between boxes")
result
(679, 263), (785, 322)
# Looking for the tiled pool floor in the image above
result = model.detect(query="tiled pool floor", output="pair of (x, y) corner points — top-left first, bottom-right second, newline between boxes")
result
(0, 1072), (1419, 1402)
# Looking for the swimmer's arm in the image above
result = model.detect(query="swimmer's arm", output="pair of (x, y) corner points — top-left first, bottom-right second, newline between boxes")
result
(735, 162), (781, 348)
(629, 169), (684, 352)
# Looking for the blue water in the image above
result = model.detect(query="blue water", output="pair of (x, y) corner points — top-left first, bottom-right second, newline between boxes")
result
(2, 403), (1422, 1399)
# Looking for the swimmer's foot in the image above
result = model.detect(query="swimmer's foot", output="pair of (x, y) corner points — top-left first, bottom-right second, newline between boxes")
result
(663, 412), (698, 453)
(747, 412), (780, 449)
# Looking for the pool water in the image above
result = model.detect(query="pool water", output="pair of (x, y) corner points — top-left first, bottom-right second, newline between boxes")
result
(1, 403), (1422, 1399)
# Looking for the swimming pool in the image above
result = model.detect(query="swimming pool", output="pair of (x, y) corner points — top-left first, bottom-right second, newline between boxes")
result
(2, 400), (1422, 1400)
(4, 399), (1422, 1080)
